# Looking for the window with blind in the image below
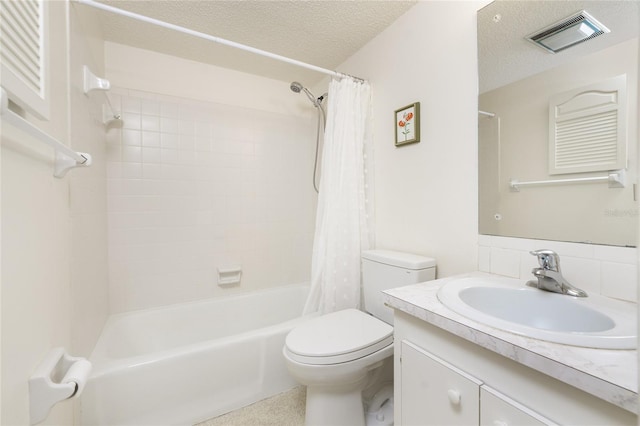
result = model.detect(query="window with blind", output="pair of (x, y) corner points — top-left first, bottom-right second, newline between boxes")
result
(548, 75), (627, 175)
(0, 0), (49, 119)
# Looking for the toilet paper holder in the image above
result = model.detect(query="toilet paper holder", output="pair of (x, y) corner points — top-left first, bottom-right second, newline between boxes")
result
(29, 347), (92, 425)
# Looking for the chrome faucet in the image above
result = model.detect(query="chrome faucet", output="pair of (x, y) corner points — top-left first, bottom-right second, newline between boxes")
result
(526, 249), (588, 297)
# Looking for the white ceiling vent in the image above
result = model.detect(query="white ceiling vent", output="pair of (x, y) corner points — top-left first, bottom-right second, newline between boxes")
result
(526, 10), (610, 54)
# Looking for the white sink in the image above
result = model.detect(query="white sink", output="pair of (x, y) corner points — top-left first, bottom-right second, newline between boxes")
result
(437, 276), (637, 349)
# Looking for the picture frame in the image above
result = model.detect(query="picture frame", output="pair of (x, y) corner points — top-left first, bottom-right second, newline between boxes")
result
(394, 102), (420, 146)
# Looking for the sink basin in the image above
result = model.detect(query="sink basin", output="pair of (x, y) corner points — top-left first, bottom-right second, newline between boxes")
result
(437, 276), (637, 349)
(459, 286), (614, 332)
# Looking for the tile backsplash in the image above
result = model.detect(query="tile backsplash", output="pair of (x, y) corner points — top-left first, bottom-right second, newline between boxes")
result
(478, 235), (638, 302)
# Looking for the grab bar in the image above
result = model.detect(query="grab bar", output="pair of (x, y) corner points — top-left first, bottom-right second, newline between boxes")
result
(0, 88), (92, 177)
(509, 170), (625, 192)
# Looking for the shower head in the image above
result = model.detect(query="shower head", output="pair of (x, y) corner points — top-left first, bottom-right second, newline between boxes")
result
(290, 81), (319, 107)
(290, 81), (304, 93)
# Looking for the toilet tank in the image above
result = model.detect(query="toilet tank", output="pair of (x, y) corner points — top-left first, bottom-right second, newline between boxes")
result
(362, 250), (436, 325)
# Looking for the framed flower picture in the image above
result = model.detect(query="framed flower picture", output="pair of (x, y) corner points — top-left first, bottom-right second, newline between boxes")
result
(394, 102), (420, 146)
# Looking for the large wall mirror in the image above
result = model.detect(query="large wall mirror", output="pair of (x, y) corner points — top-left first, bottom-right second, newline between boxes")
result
(478, 1), (638, 247)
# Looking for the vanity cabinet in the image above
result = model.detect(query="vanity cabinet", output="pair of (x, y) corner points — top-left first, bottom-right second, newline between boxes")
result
(401, 340), (481, 425)
(480, 387), (549, 426)
(401, 341), (551, 426)
(394, 311), (636, 426)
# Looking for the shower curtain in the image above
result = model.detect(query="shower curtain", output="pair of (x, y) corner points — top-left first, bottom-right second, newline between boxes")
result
(303, 77), (375, 315)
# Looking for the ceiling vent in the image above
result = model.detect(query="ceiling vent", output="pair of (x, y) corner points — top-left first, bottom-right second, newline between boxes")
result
(526, 10), (610, 54)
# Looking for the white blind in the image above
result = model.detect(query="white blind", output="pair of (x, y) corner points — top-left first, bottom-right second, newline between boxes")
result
(549, 75), (626, 175)
(0, 0), (49, 119)
(554, 110), (618, 169)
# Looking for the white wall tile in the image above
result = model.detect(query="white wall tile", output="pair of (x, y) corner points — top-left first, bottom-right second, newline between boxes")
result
(560, 256), (601, 295)
(478, 235), (638, 302)
(518, 250), (539, 280)
(107, 91), (316, 313)
(122, 146), (142, 163)
(161, 148), (180, 164)
(142, 131), (161, 147)
(161, 117), (180, 134)
(195, 122), (212, 138)
(478, 234), (492, 247)
(122, 129), (142, 146)
(122, 112), (141, 130)
(161, 133), (180, 149)
(121, 162), (142, 179)
(490, 247), (521, 278)
(195, 136), (212, 152)
(141, 115), (160, 132)
(478, 246), (491, 272)
(142, 164), (163, 179)
(179, 119), (195, 135)
(594, 245), (637, 264)
(491, 235), (536, 251)
(142, 147), (161, 163)
(601, 262), (638, 302)
(540, 240), (596, 260)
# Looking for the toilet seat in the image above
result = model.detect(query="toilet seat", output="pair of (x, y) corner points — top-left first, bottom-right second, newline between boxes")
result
(285, 308), (393, 365)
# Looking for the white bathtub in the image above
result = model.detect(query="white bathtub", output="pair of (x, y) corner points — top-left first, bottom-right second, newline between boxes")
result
(81, 284), (313, 425)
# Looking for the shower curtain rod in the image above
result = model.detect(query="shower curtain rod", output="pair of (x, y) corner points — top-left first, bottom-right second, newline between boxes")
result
(75, 0), (364, 82)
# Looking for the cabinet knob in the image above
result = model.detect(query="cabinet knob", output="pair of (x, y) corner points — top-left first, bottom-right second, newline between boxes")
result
(447, 389), (461, 405)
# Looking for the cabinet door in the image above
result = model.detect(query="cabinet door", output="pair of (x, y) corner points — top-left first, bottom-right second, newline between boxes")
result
(480, 386), (557, 426)
(401, 340), (482, 426)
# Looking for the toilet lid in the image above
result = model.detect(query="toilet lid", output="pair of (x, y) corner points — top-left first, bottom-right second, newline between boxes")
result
(285, 309), (393, 365)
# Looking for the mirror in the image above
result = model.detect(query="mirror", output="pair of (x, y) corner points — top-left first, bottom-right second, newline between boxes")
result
(478, 1), (638, 247)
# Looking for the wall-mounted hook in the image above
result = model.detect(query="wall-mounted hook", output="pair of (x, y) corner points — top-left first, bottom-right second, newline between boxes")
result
(83, 66), (110, 94)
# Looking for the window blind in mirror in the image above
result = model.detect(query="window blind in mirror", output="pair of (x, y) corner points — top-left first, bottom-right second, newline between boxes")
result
(549, 75), (626, 175)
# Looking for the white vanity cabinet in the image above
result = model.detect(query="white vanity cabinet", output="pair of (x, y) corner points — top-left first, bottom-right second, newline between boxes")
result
(480, 386), (550, 426)
(401, 341), (481, 425)
(401, 341), (552, 426)
(394, 311), (636, 426)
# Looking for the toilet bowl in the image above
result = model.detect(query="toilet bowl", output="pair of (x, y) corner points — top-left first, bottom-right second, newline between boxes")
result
(283, 308), (393, 426)
(283, 250), (436, 426)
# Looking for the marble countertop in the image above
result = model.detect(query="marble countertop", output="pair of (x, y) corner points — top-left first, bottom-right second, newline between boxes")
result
(383, 272), (638, 413)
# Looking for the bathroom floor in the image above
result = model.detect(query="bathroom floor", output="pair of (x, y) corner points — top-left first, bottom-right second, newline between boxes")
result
(195, 387), (306, 426)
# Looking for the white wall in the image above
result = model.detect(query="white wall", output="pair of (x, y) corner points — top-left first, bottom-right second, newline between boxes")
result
(1, 2), (73, 425)
(1, 2), (108, 424)
(105, 42), (314, 117)
(335, 1), (481, 277)
(1, 3), (73, 424)
(68, 2), (110, 359)
(104, 44), (318, 313)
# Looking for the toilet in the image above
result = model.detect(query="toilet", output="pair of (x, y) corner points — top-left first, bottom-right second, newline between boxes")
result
(283, 249), (436, 426)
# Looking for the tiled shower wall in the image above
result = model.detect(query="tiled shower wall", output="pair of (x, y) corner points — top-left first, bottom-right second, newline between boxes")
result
(106, 88), (317, 313)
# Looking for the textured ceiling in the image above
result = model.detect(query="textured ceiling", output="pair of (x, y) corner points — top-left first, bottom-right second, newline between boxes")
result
(479, 1), (639, 93)
(80, 0), (417, 86)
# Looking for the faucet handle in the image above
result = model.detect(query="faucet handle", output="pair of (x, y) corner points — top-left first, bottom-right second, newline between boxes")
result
(529, 249), (561, 271)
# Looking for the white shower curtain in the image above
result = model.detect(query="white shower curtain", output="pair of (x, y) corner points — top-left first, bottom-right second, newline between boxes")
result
(303, 77), (375, 315)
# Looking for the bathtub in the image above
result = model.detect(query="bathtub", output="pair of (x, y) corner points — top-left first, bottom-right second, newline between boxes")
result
(81, 284), (313, 425)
